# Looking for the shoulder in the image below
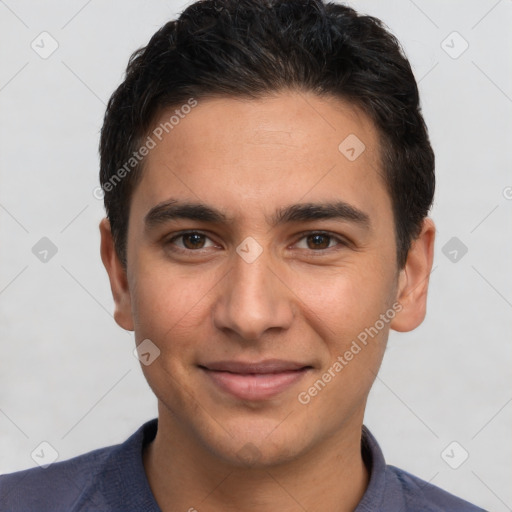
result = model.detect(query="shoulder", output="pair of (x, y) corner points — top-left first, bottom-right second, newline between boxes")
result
(0, 444), (117, 511)
(384, 465), (488, 512)
(358, 426), (487, 512)
(0, 419), (159, 512)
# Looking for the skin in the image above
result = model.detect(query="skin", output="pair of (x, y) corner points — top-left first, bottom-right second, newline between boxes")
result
(100, 90), (435, 512)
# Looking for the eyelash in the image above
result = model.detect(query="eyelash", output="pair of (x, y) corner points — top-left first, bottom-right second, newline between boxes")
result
(164, 230), (349, 255)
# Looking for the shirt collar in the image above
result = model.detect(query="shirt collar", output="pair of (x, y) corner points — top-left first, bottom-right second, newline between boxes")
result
(353, 425), (390, 511)
(130, 419), (390, 511)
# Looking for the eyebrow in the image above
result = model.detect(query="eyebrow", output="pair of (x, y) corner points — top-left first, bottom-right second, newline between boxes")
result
(144, 199), (371, 232)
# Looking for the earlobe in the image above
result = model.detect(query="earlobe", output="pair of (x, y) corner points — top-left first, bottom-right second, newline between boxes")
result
(390, 217), (436, 333)
(99, 218), (135, 331)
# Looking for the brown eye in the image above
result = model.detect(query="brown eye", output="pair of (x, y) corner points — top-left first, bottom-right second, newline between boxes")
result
(167, 231), (216, 252)
(306, 233), (332, 250)
(182, 233), (206, 249)
(293, 232), (348, 253)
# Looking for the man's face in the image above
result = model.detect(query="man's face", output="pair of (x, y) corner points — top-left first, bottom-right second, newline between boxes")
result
(109, 92), (413, 465)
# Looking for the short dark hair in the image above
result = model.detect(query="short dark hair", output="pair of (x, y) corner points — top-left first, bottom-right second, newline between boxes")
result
(99, 0), (435, 269)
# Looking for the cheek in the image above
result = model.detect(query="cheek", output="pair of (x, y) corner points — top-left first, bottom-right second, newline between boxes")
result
(294, 266), (394, 424)
(129, 263), (216, 413)
(130, 259), (217, 348)
(294, 260), (394, 343)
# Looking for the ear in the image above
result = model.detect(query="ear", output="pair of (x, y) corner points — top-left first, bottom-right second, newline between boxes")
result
(99, 218), (134, 331)
(390, 217), (436, 332)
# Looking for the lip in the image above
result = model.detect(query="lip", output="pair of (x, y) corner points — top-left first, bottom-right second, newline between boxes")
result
(199, 359), (312, 401)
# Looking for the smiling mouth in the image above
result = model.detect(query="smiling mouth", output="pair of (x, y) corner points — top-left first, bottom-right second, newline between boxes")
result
(198, 359), (313, 401)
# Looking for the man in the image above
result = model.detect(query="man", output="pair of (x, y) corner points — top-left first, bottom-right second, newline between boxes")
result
(0, 0), (486, 510)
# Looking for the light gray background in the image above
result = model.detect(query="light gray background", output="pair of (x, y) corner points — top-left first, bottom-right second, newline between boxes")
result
(0, 1), (510, 510)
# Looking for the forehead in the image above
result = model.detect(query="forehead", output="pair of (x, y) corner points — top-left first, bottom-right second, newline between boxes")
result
(132, 91), (391, 228)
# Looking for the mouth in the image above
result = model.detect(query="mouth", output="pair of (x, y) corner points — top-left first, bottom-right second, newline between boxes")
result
(198, 359), (313, 401)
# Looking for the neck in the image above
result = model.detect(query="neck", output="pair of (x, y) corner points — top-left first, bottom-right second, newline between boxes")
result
(143, 406), (369, 512)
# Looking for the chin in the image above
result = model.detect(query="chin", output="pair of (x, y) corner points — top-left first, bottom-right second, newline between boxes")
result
(215, 438), (304, 469)
(197, 414), (313, 469)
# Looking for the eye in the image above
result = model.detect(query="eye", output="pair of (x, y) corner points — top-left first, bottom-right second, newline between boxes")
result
(294, 232), (347, 251)
(166, 231), (217, 251)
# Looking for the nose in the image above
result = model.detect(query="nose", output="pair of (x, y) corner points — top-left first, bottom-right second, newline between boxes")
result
(213, 245), (294, 341)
